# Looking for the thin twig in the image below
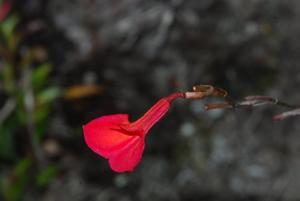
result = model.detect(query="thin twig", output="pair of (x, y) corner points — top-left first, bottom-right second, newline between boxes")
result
(273, 108), (300, 121)
(235, 96), (298, 109)
(192, 85), (300, 121)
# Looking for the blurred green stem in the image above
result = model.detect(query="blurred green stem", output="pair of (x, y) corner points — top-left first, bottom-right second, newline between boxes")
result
(0, 98), (16, 125)
(22, 68), (45, 168)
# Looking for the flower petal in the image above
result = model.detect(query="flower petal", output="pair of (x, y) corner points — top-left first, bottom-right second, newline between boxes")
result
(83, 114), (135, 158)
(109, 136), (145, 172)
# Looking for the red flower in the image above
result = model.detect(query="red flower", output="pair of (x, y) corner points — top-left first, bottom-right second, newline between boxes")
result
(83, 92), (185, 172)
(0, 1), (11, 22)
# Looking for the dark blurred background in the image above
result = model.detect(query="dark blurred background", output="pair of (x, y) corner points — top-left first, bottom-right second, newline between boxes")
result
(1, 0), (300, 200)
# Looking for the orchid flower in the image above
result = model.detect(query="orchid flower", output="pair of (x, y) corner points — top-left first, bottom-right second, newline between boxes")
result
(83, 90), (208, 173)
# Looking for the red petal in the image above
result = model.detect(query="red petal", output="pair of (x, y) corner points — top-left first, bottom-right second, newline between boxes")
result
(109, 136), (145, 172)
(83, 114), (135, 158)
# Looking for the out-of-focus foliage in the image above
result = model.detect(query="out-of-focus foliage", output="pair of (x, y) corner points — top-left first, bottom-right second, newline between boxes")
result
(1, 158), (31, 201)
(36, 165), (58, 188)
(0, 2), (60, 200)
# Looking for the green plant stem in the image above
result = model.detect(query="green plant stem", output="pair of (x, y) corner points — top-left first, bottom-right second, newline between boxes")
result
(0, 98), (16, 125)
(23, 68), (45, 168)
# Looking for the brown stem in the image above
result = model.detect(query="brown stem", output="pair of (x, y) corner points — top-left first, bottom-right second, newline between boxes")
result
(273, 108), (300, 121)
(191, 84), (300, 121)
(205, 103), (233, 110)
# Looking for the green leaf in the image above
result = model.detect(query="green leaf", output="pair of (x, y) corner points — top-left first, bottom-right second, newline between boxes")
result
(36, 165), (57, 187)
(0, 125), (16, 160)
(14, 158), (31, 176)
(31, 64), (52, 91)
(2, 63), (15, 94)
(15, 107), (26, 126)
(36, 121), (47, 139)
(3, 158), (32, 201)
(34, 106), (50, 140)
(1, 15), (18, 37)
(37, 87), (61, 105)
(0, 15), (19, 50)
(34, 106), (50, 124)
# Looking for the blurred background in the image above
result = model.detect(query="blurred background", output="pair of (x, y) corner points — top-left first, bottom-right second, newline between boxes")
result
(1, 0), (300, 200)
